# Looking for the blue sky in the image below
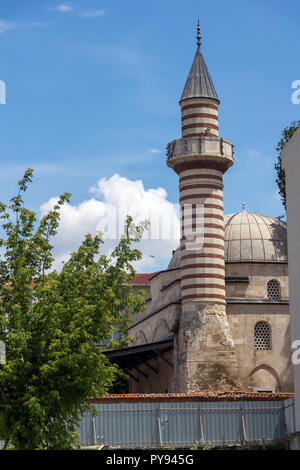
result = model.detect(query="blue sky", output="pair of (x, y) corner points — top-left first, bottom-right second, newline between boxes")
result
(0, 0), (299, 271)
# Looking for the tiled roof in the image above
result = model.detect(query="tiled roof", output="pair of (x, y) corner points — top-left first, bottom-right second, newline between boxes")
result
(88, 391), (294, 403)
(132, 273), (156, 285)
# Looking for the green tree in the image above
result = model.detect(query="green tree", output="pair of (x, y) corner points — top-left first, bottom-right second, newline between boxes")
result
(0, 169), (147, 450)
(275, 120), (300, 211)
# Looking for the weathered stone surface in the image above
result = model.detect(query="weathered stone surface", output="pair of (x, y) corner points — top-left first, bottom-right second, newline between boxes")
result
(174, 302), (240, 392)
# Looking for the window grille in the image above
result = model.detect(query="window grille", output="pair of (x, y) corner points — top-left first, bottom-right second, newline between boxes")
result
(254, 321), (271, 350)
(267, 280), (281, 300)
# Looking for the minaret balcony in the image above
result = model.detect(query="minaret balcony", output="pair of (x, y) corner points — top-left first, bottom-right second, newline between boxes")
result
(166, 136), (234, 172)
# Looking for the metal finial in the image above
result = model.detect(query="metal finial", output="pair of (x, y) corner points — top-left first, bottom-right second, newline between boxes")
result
(242, 202), (246, 211)
(197, 20), (201, 47)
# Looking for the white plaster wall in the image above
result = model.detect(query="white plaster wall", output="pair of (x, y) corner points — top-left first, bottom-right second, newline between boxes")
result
(282, 128), (300, 433)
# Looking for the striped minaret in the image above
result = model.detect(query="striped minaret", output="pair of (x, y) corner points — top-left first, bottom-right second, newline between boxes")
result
(167, 23), (239, 392)
(179, 165), (226, 304)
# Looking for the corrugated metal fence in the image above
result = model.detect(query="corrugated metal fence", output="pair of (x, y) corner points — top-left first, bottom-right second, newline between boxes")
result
(79, 398), (296, 448)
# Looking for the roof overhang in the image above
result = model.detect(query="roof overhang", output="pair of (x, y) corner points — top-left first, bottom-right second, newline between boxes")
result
(103, 336), (174, 381)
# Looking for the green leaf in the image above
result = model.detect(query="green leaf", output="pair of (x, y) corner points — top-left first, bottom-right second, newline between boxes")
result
(0, 170), (147, 449)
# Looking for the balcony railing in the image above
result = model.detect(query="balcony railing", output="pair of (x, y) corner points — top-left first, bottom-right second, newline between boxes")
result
(166, 136), (234, 162)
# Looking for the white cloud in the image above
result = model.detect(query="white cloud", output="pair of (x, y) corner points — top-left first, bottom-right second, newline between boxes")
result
(0, 19), (15, 34)
(0, 18), (47, 34)
(40, 174), (180, 272)
(79, 10), (105, 18)
(53, 3), (105, 18)
(147, 148), (161, 154)
(55, 4), (73, 13)
(247, 148), (260, 158)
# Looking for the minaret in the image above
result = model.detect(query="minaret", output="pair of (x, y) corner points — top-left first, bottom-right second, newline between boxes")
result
(167, 23), (240, 392)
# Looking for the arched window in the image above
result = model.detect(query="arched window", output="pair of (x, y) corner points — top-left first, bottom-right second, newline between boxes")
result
(267, 279), (281, 300)
(254, 321), (271, 350)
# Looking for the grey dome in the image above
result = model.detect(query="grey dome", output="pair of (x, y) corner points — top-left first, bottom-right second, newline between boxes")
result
(224, 211), (287, 263)
(168, 211), (288, 269)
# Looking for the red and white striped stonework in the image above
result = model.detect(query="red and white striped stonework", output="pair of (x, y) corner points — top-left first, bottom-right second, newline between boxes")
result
(181, 98), (219, 138)
(179, 166), (226, 304)
(168, 34), (239, 392)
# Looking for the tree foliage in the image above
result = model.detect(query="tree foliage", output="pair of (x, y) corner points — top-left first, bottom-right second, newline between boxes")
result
(0, 169), (147, 449)
(275, 120), (300, 211)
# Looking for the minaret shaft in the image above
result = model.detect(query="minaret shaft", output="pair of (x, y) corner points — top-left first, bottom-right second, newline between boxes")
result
(167, 24), (240, 392)
(181, 98), (219, 138)
(179, 166), (225, 304)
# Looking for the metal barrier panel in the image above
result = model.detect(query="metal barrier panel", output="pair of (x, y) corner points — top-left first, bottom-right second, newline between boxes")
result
(241, 401), (285, 442)
(284, 397), (296, 436)
(78, 400), (289, 448)
(80, 403), (162, 448)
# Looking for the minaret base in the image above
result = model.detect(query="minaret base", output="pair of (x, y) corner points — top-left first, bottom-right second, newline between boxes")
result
(174, 302), (240, 392)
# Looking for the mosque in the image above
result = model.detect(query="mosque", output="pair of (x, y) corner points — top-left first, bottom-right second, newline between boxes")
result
(105, 24), (293, 394)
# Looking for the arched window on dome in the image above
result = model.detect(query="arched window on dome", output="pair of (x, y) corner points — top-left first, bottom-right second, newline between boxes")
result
(267, 279), (281, 300)
(254, 321), (272, 351)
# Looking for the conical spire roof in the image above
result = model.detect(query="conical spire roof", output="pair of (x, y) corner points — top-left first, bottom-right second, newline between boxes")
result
(180, 36), (219, 103)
